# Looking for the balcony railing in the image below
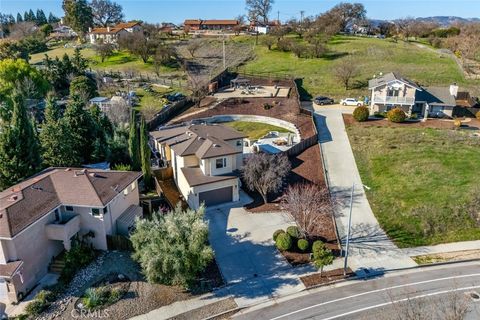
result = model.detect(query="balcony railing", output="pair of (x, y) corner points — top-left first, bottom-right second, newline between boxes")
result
(373, 95), (415, 105)
(46, 214), (80, 244)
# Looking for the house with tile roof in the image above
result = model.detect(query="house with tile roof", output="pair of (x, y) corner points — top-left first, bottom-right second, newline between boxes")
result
(183, 19), (239, 32)
(0, 168), (142, 302)
(369, 72), (459, 119)
(88, 21), (142, 44)
(151, 124), (246, 209)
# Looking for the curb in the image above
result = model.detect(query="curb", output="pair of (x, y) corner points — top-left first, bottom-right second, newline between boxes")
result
(202, 306), (245, 320)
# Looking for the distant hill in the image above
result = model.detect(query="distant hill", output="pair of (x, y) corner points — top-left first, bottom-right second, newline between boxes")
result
(414, 16), (480, 26)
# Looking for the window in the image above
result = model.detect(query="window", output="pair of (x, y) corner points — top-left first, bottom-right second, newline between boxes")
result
(216, 158), (227, 169)
(103, 206), (108, 214)
(236, 140), (242, 147)
(54, 209), (60, 221)
(131, 182), (136, 191)
(123, 188), (129, 196)
(92, 208), (101, 216)
(65, 206), (73, 211)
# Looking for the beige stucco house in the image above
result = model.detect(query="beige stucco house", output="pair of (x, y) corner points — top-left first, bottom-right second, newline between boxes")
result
(151, 124), (246, 209)
(0, 168), (142, 302)
(88, 22), (142, 44)
(369, 72), (458, 119)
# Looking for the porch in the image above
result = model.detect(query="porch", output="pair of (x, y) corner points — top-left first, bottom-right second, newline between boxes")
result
(373, 95), (415, 105)
(45, 214), (80, 250)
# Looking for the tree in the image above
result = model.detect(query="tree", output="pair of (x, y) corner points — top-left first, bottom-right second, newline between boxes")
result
(0, 40), (29, 61)
(307, 37), (327, 58)
(0, 93), (41, 190)
(261, 36), (276, 50)
(94, 42), (114, 62)
(16, 13), (23, 23)
(328, 2), (367, 32)
(40, 24), (54, 37)
(90, 0), (124, 27)
(140, 117), (152, 188)
(118, 31), (157, 63)
(186, 40), (202, 58)
(48, 13), (60, 24)
(378, 21), (395, 37)
(282, 183), (334, 237)
(242, 153), (290, 204)
(69, 75), (98, 102)
(312, 241), (334, 276)
(71, 47), (88, 74)
(130, 205), (213, 288)
(246, 0), (274, 24)
(62, 0), (93, 38)
(334, 58), (359, 90)
(153, 44), (175, 76)
(36, 9), (48, 26)
(89, 104), (112, 162)
(128, 110), (141, 170)
(40, 95), (81, 167)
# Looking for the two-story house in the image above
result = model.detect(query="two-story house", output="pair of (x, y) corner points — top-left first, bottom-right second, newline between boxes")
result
(151, 124), (246, 209)
(88, 22), (142, 44)
(0, 168), (142, 302)
(369, 72), (458, 119)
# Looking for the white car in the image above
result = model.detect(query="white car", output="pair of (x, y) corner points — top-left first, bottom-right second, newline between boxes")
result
(341, 98), (364, 107)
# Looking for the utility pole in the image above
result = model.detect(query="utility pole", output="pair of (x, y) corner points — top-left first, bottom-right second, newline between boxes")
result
(343, 183), (354, 276)
(222, 35), (226, 70)
(300, 10), (305, 24)
(277, 10), (280, 23)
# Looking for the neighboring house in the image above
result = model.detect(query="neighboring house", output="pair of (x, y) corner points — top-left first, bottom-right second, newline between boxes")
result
(88, 21), (142, 44)
(151, 124), (246, 209)
(369, 72), (458, 118)
(249, 20), (281, 34)
(89, 95), (131, 112)
(0, 168), (142, 302)
(184, 19), (239, 31)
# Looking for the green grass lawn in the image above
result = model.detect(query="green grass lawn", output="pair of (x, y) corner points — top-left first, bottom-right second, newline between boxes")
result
(347, 125), (480, 247)
(223, 121), (292, 140)
(239, 35), (480, 99)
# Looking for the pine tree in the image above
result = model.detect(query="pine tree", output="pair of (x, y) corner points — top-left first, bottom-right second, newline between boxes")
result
(28, 9), (35, 22)
(36, 9), (47, 26)
(71, 48), (88, 75)
(16, 13), (23, 23)
(23, 11), (29, 22)
(62, 0), (93, 37)
(40, 95), (81, 167)
(88, 104), (111, 163)
(128, 109), (141, 171)
(48, 13), (59, 24)
(0, 93), (41, 189)
(140, 117), (152, 188)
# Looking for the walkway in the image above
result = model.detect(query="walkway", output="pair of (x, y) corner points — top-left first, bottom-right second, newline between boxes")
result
(313, 105), (417, 273)
(402, 240), (480, 257)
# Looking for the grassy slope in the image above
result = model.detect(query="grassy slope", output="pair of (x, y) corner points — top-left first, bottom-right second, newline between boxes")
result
(223, 121), (292, 140)
(239, 35), (479, 99)
(347, 125), (480, 247)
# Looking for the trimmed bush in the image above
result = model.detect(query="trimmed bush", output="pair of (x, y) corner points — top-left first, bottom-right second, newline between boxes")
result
(387, 108), (406, 123)
(353, 106), (369, 122)
(273, 229), (285, 241)
(275, 233), (292, 251)
(286, 226), (301, 239)
(297, 239), (309, 252)
(312, 240), (326, 259)
(476, 111), (480, 120)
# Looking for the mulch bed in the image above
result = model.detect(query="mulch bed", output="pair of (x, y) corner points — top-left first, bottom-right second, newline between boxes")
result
(300, 268), (355, 289)
(343, 114), (480, 130)
(281, 240), (341, 267)
(192, 259), (224, 294)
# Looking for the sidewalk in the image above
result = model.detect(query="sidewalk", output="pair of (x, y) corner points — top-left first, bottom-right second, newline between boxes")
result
(401, 240), (480, 257)
(314, 105), (416, 272)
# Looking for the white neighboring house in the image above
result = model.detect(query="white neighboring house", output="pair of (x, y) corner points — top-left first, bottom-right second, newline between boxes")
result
(0, 168), (142, 302)
(89, 95), (130, 113)
(88, 22), (142, 44)
(151, 124), (246, 209)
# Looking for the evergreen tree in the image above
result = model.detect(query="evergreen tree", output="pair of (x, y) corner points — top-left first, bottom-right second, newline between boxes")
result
(28, 9), (35, 22)
(40, 95), (81, 167)
(140, 117), (152, 188)
(70, 75), (97, 102)
(16, 13), (23, 23)
(36, 9), (48, 26)
(0, 93), (41, 189)
(88, 104), (111, 163)
(62, 0), (93, 37)
(48, 13), (60, 24)
(128, 109), (141, 171)
(23, 11), (29, 22)
(71, 48), (88, 75)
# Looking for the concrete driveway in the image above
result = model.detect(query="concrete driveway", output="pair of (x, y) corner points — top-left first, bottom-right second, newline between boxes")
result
(206, 192), (314, 307)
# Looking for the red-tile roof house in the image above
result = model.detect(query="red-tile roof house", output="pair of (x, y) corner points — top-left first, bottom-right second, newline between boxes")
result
(184, 19), (239, 31)
(88, 21), (142, 44)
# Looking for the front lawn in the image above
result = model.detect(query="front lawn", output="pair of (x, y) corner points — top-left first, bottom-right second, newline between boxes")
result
(347, 125), (480, 247)
(223, 121), (292, 140)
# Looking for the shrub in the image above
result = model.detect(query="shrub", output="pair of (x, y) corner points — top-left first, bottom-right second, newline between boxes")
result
(312, 240), (325, 258)
(82, 286), (125, 310)
(297, 239), (309, 252)
(263, 103), (273, 110)
(476, 111), (480, 120)
(454, 119), (462, 128)
(387, 108), (406, 123)
(61, 238), (96, 282)
(25, 299), (47, 316)
(273, 229), (285, 241)
(286, 226), (301, 239)
(353, 106), (369, 122)
(275, 233), (292, 251)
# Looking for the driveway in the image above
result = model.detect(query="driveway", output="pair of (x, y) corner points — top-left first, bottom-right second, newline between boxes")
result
(206, 192), (315, 307)
(313, 105), (417, 273)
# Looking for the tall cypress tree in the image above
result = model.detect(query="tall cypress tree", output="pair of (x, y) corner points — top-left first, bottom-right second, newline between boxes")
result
(36, 9), (47, 26)
(16, 13), (23, 23)
(0, 93), (41, 189)
(128, 109), (141, 171)
(140, 117), (152, 187)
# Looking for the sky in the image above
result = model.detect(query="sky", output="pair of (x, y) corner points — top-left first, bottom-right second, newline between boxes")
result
(1, 0), (479, 24)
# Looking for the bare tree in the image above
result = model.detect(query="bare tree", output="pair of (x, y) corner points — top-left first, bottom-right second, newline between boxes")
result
(90, 0), (124, 27)
(153, 44), (175, 76)
(9, 22), (36, 39)
(104, 99), (130, 125)
(94, 42), (114, 62)
(282, 183), (334, 237)
(261, 35), (276, 50)
(246, 0), (274, 24)
(186, 40), (202, 58)
(334, 58), (359, 90)
(242, 153), (290, 204)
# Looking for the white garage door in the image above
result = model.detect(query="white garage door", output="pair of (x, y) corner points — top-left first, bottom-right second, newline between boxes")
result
(0, 279), (9, 302)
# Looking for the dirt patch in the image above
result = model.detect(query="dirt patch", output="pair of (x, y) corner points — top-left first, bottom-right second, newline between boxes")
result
(301, 268), (355, 289)
(343, 114), (480, 130)
(282, 251), (311, 266)
(413, 249), (480, 265)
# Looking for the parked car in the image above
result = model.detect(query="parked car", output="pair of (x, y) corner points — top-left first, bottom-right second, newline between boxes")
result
(341, 98), (364, 107)
(314, 96), (335, 105)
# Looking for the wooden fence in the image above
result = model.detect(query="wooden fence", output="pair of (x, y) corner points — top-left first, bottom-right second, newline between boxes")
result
(147, 98), (191, 131)
(106, 235), (133, 251)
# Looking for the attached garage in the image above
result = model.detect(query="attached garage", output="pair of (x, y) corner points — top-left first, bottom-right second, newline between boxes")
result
(199, 186), (233, 207)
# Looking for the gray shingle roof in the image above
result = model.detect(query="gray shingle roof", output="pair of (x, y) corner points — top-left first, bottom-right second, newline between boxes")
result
(416, 87), (457, 107)
(368, 72), (421, 90)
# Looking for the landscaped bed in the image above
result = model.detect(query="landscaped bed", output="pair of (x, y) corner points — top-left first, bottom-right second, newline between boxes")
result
(300, 268), (355, 289)
(346, 124), (480, 247)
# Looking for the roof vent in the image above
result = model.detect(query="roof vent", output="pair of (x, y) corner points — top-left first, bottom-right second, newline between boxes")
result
(64, 168), (71, 171)
(197, 137), (205, 141)
(213, 144), (220, 148)
(8, 195), (18, 202)
(31, 186), (43, 191)
(89, 172), (97, 177)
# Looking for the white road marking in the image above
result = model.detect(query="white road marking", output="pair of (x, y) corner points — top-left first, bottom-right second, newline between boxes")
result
(268, 273), (480, 320)
(321, 285), (480, 320)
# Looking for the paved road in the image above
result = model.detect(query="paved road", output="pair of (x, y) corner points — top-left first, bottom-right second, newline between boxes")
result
(235, 262), (480, 320)
(313, 105), (416, 272)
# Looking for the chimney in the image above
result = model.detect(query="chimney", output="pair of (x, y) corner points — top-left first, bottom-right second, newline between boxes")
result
(450, 83), (459, 98)
(107, 26), (110, 32)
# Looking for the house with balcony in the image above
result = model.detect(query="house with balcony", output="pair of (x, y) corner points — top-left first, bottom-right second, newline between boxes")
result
(0, 168), (142, 302)
(151, 124), (246, 209)
(369, 72), (458, 119)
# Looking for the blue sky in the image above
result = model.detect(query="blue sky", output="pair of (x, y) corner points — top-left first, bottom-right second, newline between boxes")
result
(1, 0), (479, 24)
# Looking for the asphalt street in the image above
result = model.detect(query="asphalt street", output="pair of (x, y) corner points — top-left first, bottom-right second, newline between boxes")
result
(234, 262), (480, 320)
